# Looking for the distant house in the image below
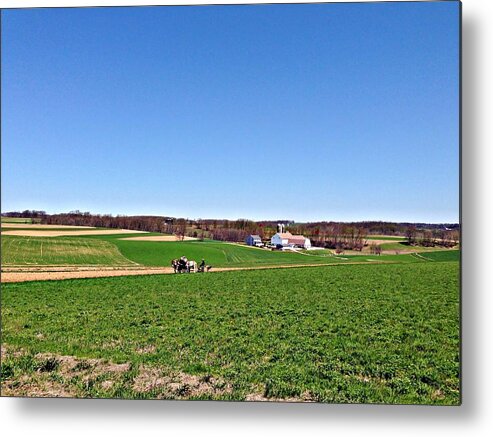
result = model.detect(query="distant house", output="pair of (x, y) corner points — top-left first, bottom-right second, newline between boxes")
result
(245, 235), (263, 246)
(271, 232), (311, 249)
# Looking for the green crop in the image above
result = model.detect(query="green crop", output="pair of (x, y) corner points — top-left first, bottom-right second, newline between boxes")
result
(1, 235), (136, 266)
(2, 261), (459, 404)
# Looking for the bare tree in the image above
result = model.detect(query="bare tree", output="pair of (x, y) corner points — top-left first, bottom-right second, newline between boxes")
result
(406, 226), (417, 245)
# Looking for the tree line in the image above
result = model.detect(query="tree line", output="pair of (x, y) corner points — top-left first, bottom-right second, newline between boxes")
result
(2, 211), (460, 247)
(405, 227), (459, 248)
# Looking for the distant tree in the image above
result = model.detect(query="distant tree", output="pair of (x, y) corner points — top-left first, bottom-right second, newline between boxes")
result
(335, 245), (344, 255)
(420, 230), (433, 247)
(369, 244), (381, 255)
(450, 230), (460, 246)
(175, 219), (187, 240)
(406, 227), (417, 245)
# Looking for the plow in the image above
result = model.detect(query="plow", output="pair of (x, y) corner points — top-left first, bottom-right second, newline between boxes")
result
(171, 258), (212, 274)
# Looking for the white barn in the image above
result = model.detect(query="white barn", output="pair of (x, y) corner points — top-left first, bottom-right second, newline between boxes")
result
(271, 232), (311, 249)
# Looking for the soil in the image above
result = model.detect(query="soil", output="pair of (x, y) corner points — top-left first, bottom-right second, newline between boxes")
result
(118, 235), (197, 242)
(1, 348), (132, 398)
(1, 261), (381, 283)
(364, 239), (405, 246)
(2, 229), (148, 237)
(245, 388), (315, 402)
(1, 223), (97, 229)
(1, 267), (173, 282)
(132, 365), (232, 398)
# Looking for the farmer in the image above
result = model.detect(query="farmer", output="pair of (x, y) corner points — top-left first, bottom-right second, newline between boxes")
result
(179, 256), (187, 272)
(199, 258), (206, 272)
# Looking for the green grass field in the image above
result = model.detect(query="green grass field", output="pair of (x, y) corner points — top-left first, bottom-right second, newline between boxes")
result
(1, 217), (40, 224)
(1, 261), (460, 404)
(380, 242), (416, 251)
(413, 251), (461, 262)
(1, 231), (459, 269)
(379, 241), (458, 253)
(104, 235), (458, 268)
(101, 236), (354, 268)
(1, 235), (136, 266)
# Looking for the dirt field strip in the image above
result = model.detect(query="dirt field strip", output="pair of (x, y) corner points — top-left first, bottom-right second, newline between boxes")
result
(2, 229), (149, 237)
(364, 239), (405, 246)
(119, 235), (197, 242)
(0, 223), (97, 229)
(2, 265), (148, 272)
(1, 268), (173, 282)
(1, 261), (394, 283)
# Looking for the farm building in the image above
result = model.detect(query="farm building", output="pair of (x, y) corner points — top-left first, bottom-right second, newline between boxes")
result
(245, 235), (263, 246)
(271, 232), (311, 249)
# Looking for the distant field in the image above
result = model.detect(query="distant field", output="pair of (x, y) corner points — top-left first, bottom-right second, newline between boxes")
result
(380, 242), (417, 252)
(1, 224), (148, 238)
(1, 235), (136, 266)
(1, 261), (460, 403)
(1, 217), (41, 224)
(92, 236), (349, 268)
(415, 251), (461, 262)
(1, 227), (99, 232)
(98, 236), (435, 268)
(1, 230), (459, 270)
(366, 235), (406, 241)
(379, 241), (458, 253)
(1, 224), (96, 229)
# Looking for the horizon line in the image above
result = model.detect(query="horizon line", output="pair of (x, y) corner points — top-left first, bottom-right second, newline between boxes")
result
(0, 209), (460, 225)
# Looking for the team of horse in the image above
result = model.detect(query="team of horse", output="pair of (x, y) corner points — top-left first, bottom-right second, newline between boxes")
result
(171, 257), (211, 273)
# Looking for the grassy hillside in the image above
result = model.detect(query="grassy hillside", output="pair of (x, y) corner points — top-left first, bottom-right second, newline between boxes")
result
(95, 235), (449, 268)
(379, 241), (457, 253)
(110, 235), (460, 268)
(1, 261), (460, 404)
(1, 235), (136, 266)
(415, 250), (461, 262)
(103, 237), (351, 268)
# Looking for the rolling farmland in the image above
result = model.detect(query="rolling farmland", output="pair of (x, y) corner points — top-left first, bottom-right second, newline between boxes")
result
(2, 228), (459, 271)
(105, 236), (458, 268)
(0, 224), (460, 403)
(102, 236), (352, 268)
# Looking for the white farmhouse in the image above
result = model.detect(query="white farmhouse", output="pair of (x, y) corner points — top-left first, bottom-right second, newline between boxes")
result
(245, 234), (263, 246)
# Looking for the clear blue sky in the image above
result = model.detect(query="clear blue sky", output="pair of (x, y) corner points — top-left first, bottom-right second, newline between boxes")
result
(1, 2), (460, 223)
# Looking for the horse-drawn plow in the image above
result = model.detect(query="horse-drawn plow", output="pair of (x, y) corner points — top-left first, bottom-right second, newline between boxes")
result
(171, 257), (212, 274)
